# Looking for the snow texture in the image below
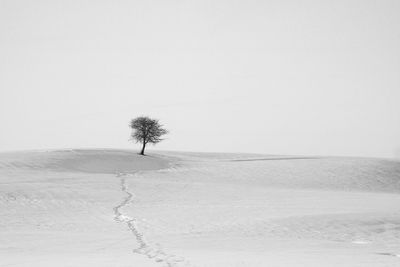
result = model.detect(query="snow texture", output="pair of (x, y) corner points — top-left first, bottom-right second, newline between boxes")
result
(1, 149), (399, 266)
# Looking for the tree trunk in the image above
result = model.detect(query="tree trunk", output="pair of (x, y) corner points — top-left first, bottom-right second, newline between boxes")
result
(140, 142), (146, 155)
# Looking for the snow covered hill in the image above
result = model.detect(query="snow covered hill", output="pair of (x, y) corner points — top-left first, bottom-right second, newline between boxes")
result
(1, 149), (399, 266)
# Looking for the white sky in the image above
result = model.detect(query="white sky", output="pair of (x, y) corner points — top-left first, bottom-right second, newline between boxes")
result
(1, 0), (399, 158)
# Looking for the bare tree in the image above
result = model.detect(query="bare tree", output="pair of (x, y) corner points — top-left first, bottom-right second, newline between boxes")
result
(129, 116), (168, 155)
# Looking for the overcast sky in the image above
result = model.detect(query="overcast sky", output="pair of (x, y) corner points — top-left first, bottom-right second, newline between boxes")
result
(1, 0), (399, 158)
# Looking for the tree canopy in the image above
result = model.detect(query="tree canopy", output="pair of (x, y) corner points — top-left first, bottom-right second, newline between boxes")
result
(130, 116), (168, 155)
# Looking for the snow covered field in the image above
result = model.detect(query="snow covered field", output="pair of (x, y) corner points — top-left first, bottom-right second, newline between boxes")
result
(1, 149), (399, 266)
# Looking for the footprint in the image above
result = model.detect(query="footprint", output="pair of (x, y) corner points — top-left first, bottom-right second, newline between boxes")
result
(376, 252), (400, 257)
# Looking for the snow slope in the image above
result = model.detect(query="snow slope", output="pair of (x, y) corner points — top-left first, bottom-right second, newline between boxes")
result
(1, 149), (399, 266)
(0, 149), (170, 267)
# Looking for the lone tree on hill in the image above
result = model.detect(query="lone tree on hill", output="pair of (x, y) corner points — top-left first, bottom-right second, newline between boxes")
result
(129, 116), (168, 155)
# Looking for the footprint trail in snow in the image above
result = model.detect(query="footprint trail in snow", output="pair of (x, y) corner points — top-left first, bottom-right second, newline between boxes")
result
(113, 171), (192, 267)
